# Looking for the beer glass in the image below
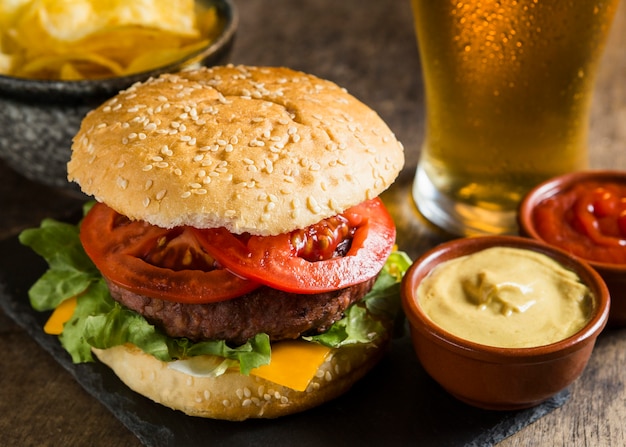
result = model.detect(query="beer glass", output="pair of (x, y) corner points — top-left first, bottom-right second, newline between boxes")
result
(411, 0), (620, 235)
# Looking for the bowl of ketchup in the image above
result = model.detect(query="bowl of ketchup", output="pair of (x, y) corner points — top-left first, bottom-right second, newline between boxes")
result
(519, 170), (626, 327)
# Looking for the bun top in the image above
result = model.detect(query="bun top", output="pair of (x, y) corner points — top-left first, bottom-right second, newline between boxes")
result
(68, 65), (404, 235)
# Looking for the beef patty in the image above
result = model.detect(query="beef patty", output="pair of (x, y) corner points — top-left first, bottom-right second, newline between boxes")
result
(106, 276), (376, 346)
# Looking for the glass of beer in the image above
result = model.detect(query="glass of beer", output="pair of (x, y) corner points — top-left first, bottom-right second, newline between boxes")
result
(411, 0), (620, 236)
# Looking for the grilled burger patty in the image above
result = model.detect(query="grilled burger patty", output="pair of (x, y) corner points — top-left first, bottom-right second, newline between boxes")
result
(106, 276), (377, 346)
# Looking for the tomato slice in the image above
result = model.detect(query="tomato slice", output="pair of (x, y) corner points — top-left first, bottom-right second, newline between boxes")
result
(80, 203), (261, 303)
(192, 198), (396, 293)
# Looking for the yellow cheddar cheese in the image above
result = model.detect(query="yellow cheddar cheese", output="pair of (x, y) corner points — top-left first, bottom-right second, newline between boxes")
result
(43, 296), (77, 335)
(250, 340), (331, 392)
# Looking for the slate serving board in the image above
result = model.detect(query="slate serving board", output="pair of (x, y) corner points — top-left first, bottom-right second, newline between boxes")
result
(0, 234), (569, 447)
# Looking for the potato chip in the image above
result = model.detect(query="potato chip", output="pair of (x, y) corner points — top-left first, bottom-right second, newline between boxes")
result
(59, 62), (85, 81)
(14, 53), (125, 79)
(123, 39), (210, 75)
(0, 0), (218, 80)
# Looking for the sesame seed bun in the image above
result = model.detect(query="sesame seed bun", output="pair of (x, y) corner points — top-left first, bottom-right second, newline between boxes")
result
(67, 65), (404, 235)
(91, 335), (389, 420)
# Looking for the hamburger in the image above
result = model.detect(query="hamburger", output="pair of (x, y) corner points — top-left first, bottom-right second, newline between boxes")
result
(20, 65), (407, 420)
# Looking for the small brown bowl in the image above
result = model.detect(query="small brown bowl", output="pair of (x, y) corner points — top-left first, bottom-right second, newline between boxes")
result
(519, 170), (626, 327)
(401, 235), (609, 410)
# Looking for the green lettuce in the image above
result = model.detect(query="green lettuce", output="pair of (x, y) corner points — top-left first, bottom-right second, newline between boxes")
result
(19, 215), (411, 376)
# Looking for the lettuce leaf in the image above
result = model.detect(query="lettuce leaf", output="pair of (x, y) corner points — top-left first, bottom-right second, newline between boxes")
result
(305, 250), (412, 347)
(18, 218), (100, 311)
(19, 215), (411, 376)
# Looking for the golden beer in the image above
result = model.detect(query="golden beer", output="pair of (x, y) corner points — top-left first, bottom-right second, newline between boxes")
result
(411, 0), (620, 235)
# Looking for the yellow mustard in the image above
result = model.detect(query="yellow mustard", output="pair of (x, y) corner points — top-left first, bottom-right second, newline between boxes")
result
(417, 246), (593, 348)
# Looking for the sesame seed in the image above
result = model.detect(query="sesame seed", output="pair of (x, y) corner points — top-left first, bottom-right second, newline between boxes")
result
(156, 190), (167, 200)
(143, 197), (150, 207)
(181, 191), (191, 198)
(116, 177), (128, 190)
(142, 165), (153, 171)
(307, 196), (322, 214)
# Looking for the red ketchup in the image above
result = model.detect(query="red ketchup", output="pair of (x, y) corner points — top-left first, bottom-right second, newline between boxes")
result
(532, 181), (626, 264)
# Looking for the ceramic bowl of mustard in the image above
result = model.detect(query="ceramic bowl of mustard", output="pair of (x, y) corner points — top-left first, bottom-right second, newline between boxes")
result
(0, 0), (236, 190)
(519, 170), (626, 328)
(401, 235), (609, 410)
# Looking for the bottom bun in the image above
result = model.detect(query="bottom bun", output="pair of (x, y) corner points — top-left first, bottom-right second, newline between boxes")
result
(92, 337), (389, 421)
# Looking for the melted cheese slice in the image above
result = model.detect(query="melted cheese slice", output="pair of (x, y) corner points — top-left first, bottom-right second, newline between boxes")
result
(43, 296), (77, 335)
(251, 340), (331, 392)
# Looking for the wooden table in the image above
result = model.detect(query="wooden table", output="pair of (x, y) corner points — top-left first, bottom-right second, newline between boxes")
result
(1, 1), (624, 445)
